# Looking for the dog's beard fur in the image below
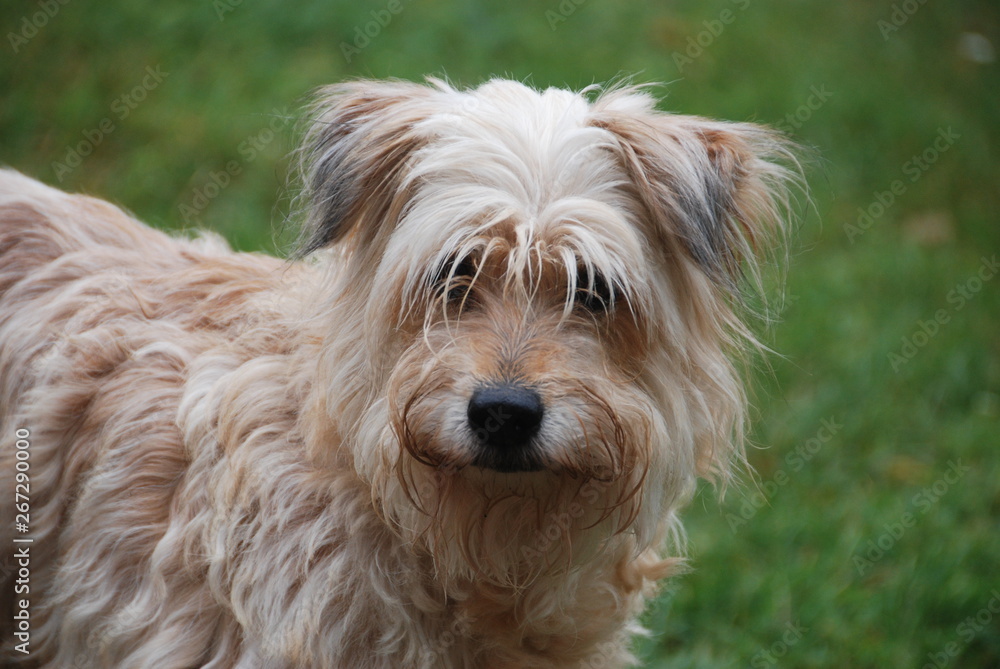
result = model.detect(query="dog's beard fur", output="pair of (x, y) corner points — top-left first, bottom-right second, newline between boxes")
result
(304, 79), (794, 588)
(0, 78), (798, 668)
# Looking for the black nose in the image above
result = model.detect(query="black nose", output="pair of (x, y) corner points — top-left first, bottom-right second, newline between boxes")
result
(467, 384), (544, 453)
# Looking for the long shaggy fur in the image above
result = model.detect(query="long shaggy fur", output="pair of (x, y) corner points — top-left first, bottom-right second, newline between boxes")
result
(0, 78), (797, 668)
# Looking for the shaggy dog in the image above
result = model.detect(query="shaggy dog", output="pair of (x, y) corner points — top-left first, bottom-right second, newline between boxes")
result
(0, 78), (796, 668)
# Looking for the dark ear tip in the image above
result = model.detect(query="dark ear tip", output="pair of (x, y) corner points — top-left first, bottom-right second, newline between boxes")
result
(590, 101), (801, 291)
(292, 80), (435, 257)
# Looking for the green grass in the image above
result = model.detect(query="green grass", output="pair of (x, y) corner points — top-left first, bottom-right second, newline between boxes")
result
(3, 1), (998, 666)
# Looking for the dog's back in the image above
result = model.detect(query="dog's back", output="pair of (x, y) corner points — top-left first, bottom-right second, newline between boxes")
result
(0, 170), (287, 665)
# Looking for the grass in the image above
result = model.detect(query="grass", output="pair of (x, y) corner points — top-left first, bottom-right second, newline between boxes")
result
(2, 0), (998, 666)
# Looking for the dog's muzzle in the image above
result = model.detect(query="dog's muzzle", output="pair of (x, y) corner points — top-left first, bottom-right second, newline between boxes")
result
(467, 383), (544, 472)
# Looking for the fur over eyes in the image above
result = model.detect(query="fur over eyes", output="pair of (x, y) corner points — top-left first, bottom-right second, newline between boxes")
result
(0, 78), (798, 668)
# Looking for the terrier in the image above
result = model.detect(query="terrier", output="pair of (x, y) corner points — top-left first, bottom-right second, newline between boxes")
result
(0, 78), (797, 668)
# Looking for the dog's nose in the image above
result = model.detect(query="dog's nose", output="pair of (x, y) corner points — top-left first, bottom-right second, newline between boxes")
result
(467, 384), (544, 452)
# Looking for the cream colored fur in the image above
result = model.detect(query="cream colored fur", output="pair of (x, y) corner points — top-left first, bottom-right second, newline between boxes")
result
(0, 79), (796, 668)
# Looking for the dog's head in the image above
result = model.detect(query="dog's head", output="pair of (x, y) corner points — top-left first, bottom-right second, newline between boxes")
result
(295, 78), (797, 579)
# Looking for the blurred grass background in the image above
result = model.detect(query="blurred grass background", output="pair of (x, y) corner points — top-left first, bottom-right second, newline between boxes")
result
(2, 0), (998, 666)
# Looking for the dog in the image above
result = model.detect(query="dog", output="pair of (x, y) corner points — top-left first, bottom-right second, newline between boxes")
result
(0, 78), (797, 668)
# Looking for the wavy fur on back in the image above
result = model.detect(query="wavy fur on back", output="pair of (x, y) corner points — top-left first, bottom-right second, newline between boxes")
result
(0, 78), (797, 668)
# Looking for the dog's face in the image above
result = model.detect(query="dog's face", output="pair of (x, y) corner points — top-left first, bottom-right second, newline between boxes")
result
(297, 79), (794, 576)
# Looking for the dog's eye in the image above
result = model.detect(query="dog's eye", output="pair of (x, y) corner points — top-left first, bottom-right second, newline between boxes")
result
(575, 269), (613, 314)
(436, 256), (477, 303)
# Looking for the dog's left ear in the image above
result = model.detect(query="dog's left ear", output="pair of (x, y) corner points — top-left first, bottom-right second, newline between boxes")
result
(591, 94), (800, 483)
(591, 99), (798, 290)
(296, 80), (436, 256)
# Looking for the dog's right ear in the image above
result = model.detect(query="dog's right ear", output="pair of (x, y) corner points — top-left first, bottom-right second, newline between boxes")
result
(295, 80), (434, 256)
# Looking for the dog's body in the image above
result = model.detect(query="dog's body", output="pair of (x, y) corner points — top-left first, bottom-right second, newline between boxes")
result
(0, 79), (795, 668)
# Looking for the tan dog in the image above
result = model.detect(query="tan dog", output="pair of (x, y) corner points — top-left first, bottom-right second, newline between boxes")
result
(0, 79), (797, 668)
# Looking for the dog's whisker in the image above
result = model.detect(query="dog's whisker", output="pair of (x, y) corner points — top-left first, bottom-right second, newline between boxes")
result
(0, 76), (799, 668)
